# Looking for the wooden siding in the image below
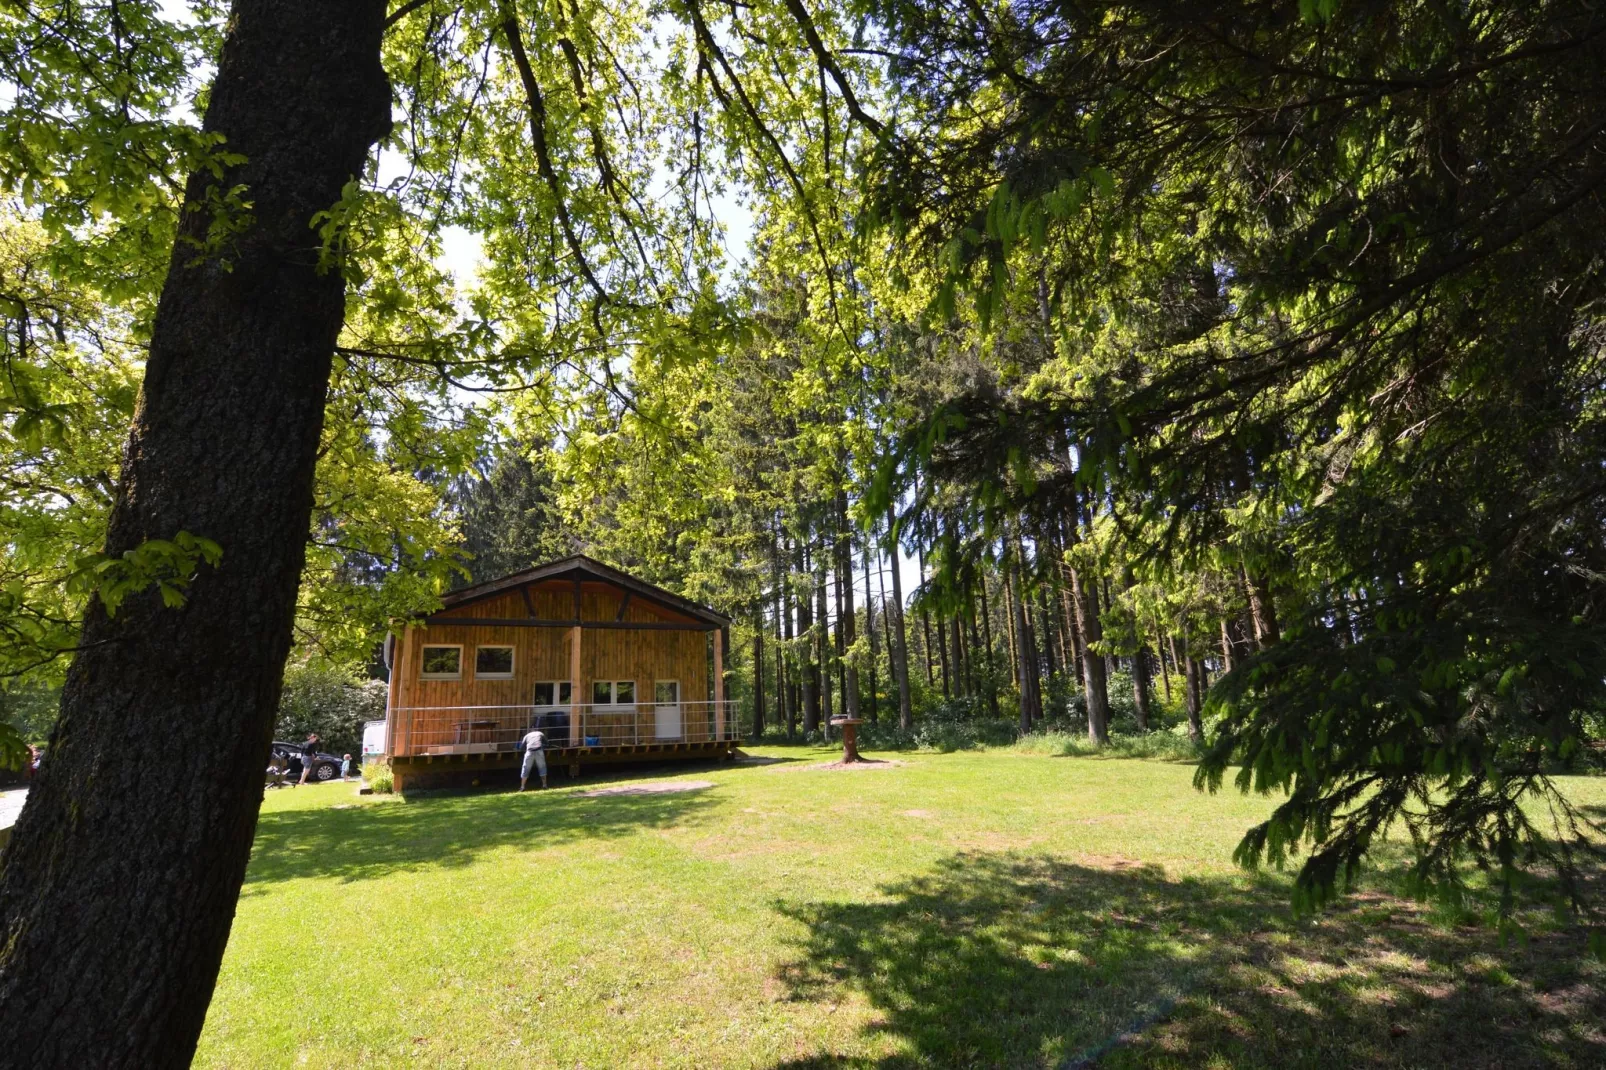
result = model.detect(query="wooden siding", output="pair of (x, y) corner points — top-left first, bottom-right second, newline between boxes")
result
(390, 580), (712, 753)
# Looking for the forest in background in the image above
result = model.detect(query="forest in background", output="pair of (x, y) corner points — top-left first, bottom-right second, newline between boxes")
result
(3, 0), (1605, 934)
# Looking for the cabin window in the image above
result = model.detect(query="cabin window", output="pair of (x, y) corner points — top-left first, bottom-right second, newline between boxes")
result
(419, 645), (462, 679)
(533, 681), (572, 707)
(654, 681), (679, 704)
(592, 680), (636, 705)
(475, 645), (515, 679)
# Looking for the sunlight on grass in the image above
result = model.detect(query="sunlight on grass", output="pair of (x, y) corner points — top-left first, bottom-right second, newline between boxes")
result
(196, 749), (1606, 1068)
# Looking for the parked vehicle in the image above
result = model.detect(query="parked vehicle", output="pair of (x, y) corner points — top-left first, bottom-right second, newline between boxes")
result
(361, 719), (387, 759)
(270, 742), (342, 783)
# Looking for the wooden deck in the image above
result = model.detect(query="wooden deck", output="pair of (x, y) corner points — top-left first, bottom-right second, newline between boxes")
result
(389, 739), (738, 792)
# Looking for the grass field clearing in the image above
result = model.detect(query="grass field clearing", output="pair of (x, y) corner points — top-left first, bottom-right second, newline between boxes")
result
(196, 747), (1606, 1068)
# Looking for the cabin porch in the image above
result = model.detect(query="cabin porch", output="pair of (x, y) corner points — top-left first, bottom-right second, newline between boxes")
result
(383, 556), (736, 793)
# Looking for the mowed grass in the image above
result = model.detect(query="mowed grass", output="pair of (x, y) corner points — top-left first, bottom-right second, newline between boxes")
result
(196, 748), (1606, 1068)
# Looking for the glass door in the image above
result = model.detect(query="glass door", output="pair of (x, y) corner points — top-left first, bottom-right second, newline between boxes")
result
(653, 680), (681, 740)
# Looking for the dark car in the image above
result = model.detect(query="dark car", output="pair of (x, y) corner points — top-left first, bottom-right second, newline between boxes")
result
(270, 742), (343, 783)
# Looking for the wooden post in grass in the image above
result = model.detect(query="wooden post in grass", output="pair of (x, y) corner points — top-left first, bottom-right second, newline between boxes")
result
(713, 627), (726, 741)
(569, 624), (582, 747)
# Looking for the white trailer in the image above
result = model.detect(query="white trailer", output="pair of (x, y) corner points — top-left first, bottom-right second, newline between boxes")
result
(361, 719), (388, 759)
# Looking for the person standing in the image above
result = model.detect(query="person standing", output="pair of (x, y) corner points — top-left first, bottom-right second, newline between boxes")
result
(519, 725), (547, 791)
(340, 753), (353, 781)
(298, 732), (320, 785)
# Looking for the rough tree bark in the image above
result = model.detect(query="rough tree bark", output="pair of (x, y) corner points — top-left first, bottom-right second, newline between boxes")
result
(797, 541), (818, 734)
(862, 529), (878, 722)
(752, 625), (765, 740)
(0, 3), (391, 1064)
(1132, 648), (1152, 732)
(835, 493), (859, 720)
(885, 508), (913, 731)
(1069, 567), (1109, 744)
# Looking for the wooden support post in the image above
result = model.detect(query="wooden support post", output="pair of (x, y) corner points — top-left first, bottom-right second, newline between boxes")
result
(569, 624), (582, 747)
(713, 627), (726, 741)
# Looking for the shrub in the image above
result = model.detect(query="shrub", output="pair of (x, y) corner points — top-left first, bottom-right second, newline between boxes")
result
(0, 680), (61, 744)
(1013, 730), (1202, 762)
(276, 663), (385, 757)
(362, 758), (393, 793)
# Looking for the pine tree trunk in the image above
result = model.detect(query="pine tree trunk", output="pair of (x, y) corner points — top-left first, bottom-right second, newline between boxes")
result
(1071, 567), (1110, 743)
(1183, 654), (1204, 744)
(916, 543), (936, 687)
(1009, 552), (1037, 733)
(1002, 554), (1020, 691)
(1157, 627), (1173, 704)
(1241, 564), (1281, 648)
(0, 4), (390, 1063)
(1132, 647), (1152, 731)
(752, 625), (765, 740)
(817, 559), (832, 731)
(978, 573), (999, 717)
(1036, 587), (1059, 679)
(885, 509), (913, 730)
(949, 615), (964, 698)
(863, 534), (878, 723)
(798, 542), (818, 734)
(837, 499), (859, 721)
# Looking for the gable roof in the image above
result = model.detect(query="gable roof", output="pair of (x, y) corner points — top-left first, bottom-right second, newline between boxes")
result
(435, 554), (730, 628)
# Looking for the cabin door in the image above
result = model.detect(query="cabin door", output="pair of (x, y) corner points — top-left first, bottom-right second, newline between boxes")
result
(653, 681), (681, 740)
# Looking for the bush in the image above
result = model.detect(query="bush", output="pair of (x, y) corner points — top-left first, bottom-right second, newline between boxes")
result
(362, 758), (393, 793)
(0, 680), (61, 744)
(276, 663), (385, 758)
(1013, 730), (1202, 762)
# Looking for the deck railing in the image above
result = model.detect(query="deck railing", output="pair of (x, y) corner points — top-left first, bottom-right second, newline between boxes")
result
(390, 702), (741, 758)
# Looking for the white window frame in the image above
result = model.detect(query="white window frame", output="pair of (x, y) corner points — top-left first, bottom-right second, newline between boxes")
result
(473, 644), (516, 680)
(418, 644), (463, 680)
(653, 680), (680, 706)
(532, 681), (573, 708)
(592, 680), (637, 707)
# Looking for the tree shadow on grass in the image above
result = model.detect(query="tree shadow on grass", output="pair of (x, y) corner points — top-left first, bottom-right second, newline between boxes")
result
(242, 784), (719, 889)
(769, 852), (1605, 1069)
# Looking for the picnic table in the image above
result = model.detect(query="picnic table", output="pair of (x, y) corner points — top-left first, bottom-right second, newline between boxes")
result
(828, 716), (864, 763)
(451, 719), (499, 745)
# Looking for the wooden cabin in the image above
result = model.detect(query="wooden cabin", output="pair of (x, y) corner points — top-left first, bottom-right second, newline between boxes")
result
(384, 555), (733, 791)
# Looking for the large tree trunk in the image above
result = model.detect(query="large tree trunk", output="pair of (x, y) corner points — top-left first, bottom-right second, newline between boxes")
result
(782, 535), (797, 739)
(0, 4), (390, 1064)
(797, 541), (818, 734)
(916, 542), (936, 687)
(752, 625), (765, 741)
(1184, 653), (1204, 744)
(816, 557), (832, 730)
(863, 532), (878, 723)
(1071, 566), (1109, 743)
(1007, 534), (1040, 733)
(977, 573), (999, 717)
(885, 509), (913, 731)
(1241, 564), (1281, 648)
(1131, 647), (1152, 731)
(836, 494), (859, 720)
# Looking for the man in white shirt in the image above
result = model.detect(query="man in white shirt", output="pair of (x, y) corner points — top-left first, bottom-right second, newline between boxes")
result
(519, 726), (547, 790)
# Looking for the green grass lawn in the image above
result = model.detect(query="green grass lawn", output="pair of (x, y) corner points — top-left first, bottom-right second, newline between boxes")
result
(196, 748), (1606, 1068)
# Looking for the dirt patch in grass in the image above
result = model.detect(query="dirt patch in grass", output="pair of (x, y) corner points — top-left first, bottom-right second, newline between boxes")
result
(787, 758), (908, 771)
(579, 779), (716, 797)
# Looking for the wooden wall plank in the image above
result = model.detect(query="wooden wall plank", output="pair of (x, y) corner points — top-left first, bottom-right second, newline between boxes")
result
(393, 581), (712, 751)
